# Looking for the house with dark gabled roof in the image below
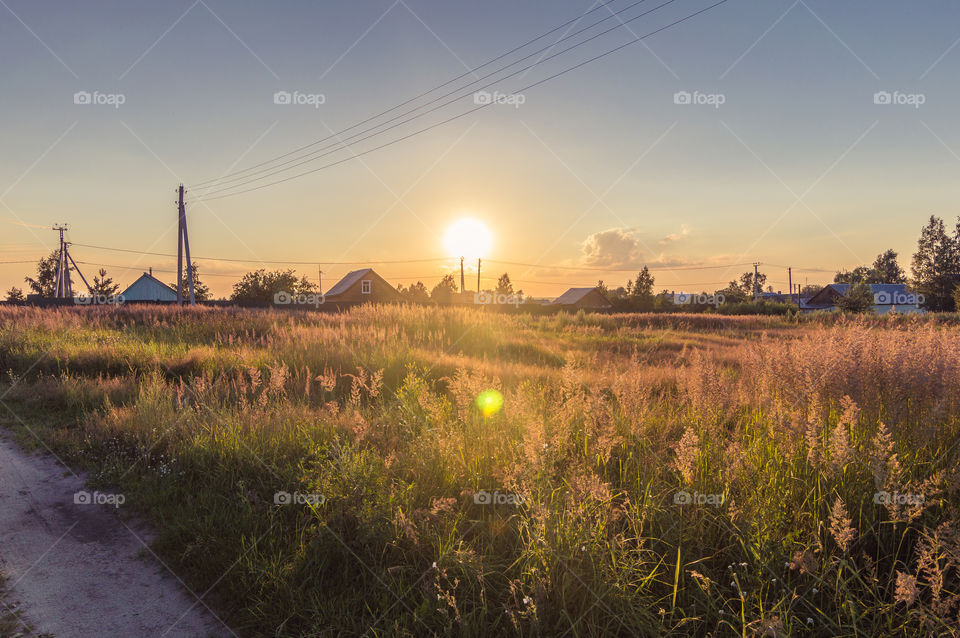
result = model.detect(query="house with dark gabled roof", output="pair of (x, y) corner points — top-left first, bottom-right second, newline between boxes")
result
(324, 268), (400, 304)
(550, 287), (612, 310)
(802, 283), (923, 314)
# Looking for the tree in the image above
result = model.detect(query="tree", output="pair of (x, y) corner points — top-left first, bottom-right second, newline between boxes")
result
(400, 281), (430, 303)
(630, 266), (655, 309)
(911, 215), (959, 311)
(231, 269), (317, 305)
(24, 250), (62, 297)
(717, 270), (767, 303)
(836, 282), (875, 313)
(430, 274), (459, 303)
(872, 249), (906, 284)
(495, 273), (514, 296)
(169, 262), (210, 302)
(5, 287), (24, 302)
(834, 266), (874, 284)
(90, 268), (121, 298)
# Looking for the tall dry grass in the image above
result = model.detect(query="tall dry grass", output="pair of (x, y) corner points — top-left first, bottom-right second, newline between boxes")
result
(0, 306), (958, 636)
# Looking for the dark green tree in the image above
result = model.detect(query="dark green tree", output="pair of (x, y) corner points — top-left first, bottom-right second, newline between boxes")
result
(399, 281), (430, 303)
(430, 274), (459, 303)
(91, 268), (121, 298)
(836, 282), (875, 313)
(169, 262), (210, 302)
(495, 273), (514, 296)
(232, 269), (317, 305)
(24, 250), (62, 297)
(5, 287), (24, 302)
(872, 249), (906, 284)
(911, 215), (959, 311)
(630, 266), (655, 309)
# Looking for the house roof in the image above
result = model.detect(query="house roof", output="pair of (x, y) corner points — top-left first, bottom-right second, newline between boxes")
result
(325, 268), (373, 297)
(806, 283), (915, 308)
(122, 272), (178, 298)
(550, 287), (608, 306)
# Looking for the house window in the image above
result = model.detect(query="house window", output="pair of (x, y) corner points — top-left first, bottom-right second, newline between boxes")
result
(361, 280), (371, 294)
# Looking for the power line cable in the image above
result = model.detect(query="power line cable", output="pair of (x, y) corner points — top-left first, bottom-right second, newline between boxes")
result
(189, 0), (639, 189)
(193, 0), (731, 201)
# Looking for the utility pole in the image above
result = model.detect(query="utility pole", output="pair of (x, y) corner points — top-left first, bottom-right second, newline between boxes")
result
(460, 256), (465, 294)
(477, 258), (481, 293)
(176, 184), (195, 306)
(753, 262), (761, 301)
(52, 224), (70, 298)
(318, 266), (323, 294)
(788, 267), (793, 306)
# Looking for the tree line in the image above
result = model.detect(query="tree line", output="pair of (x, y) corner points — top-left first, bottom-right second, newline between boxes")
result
(6, 215), (960, 311)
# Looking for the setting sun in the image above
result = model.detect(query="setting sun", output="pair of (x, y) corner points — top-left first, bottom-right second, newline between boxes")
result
(444, 218), (492, 259)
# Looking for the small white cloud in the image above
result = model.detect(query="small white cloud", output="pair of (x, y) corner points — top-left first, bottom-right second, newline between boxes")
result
(581, 228), (642, 267)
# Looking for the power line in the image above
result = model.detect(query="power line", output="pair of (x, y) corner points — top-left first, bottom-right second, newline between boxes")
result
(189, 0), (640, 189)
(191, 0), (678, 198)
(192, 0), (732, 201)
(71, 243), (450, 265)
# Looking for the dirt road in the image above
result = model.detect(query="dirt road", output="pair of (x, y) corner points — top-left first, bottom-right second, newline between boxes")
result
(0, 432), (231, 637)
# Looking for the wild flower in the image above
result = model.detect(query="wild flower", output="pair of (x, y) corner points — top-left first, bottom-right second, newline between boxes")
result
(829, 497), (857, 552)
(894, 570), (918, 607)
(673, 426), (700, 484)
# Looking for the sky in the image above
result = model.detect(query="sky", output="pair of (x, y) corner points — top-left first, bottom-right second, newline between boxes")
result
(2, 0), (960, 298)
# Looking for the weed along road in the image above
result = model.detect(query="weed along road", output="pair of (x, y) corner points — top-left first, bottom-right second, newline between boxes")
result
(0, 432), (229, 638)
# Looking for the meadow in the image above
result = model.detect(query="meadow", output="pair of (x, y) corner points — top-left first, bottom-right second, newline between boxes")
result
(0, 305), (958, 637)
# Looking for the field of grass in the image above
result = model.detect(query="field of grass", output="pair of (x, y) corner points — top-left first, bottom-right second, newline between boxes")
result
(0, 305), (958, 637)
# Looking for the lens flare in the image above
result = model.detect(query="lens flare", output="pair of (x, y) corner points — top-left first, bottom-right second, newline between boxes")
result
(475, 389), (504, 417)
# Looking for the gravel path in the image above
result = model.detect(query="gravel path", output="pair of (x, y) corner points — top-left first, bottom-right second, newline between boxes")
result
(0, 431), (231, 638)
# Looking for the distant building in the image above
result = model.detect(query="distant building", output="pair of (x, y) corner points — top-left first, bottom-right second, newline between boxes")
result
(121, 271), (178, 302)
(550, 287), (612, 310)
(324, 268), (400, 304)
(801, 283), (923, 314)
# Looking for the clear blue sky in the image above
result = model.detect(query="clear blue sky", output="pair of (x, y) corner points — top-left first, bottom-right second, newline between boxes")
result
(2, 0), (960, 296)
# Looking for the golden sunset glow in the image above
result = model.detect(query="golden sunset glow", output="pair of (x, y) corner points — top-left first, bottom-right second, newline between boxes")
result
(443, 218), (493, 259)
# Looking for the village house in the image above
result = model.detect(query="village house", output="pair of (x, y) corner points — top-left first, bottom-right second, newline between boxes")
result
(801, 283), (924, 314)
(323, 268), (401, 304)
(121, 270), (178, 302)
(550, 287), (612, 310)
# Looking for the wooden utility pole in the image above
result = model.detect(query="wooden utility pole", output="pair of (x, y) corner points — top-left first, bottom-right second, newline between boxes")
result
(788, 267), (794, 306)
(477, 258), (481, 293)
(318, 266), (323, 294)
(460, 256), (465, 293)
(753, 262), (761, 301)
(176, 185), (195, 306)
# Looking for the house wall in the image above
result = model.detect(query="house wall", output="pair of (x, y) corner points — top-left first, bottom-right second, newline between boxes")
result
(123, 277), (177, 302)
(568, 291), (612, 309)
(325, 273), (400, 304)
